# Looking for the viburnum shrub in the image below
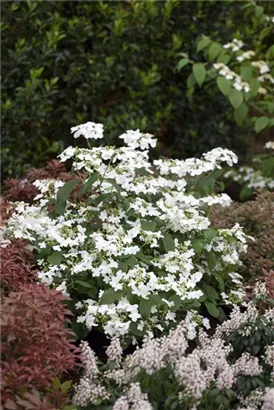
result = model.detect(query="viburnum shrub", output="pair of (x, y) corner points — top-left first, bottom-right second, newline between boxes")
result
(3, 122), (248, 340)
(224, 141), (274, 201)
(1, 283), (79, 403)
(72, 295), (274, 410)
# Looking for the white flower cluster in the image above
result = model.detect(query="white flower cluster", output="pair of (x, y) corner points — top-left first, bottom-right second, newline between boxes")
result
(225, 166), (274, 191)
(3, 123), (247, 339)
(223, 38), (244, 52)
(213, 63), (250, 92)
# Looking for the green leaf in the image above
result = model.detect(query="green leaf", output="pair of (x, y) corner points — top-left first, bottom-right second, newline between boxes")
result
(192, 239), (204, 254)
(186, 73), (196, 89)
(228, 89), (243, 109)
(234, 103), (248, 125)
(216, 76), (231, 96)
(47, 252), (62, 265)
(193, 63), (206, 87)
(56, 180), (78, 205)
(169, 294), (181, 310)
(74, 280), (93, 288)
(208, 42), (222, 60)
(214, 272), (225, 292)
(206, 251), (216, 271)
(203, 228), (217, 242)
(139, 299), (152, 318)
(78, 173), (98, 196)
(240, 186), (253, 201)
(248, 78), (260, 98)
(52, 377), (61, 392)
(176, 58), (189, 71)
(141, 220), (157, 231)
(240, 66), (253, 82)
(205, 301), (219, 318)
(61, 380), (72, 394)
(136, 251), (153, 265)
(162, 232), (175, 252)
(255, 116), (270, 133)
(196, 36), (211, 52)
(99, 289), (123, 305)
(202, 284), (219, 301)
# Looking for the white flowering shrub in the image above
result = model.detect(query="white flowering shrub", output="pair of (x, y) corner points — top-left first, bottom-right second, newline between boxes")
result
(73, 299), (274, 410)
(177, 1), (274, 134)
(225, 141), (274, 200)
(3, 122), (248, 340)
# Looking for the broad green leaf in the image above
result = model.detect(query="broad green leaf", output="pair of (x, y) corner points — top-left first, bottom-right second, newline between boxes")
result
(203, 228), (217, 242)
(99, 289), (123, 305)
(216, 53), (230, 65)
(52, 378), (61, 392)
(169, 294), (181, 310)
(261, 157), (274, 177)
(74, 280), (93, 288)
(196, 36), (211, 52)
(126, 256), (138, 267)
(141, 220), (157, 231)
(192, 239), (204, 254)
(255, 116), (270, 133)
(240, 66), (253, 82)
(248, 78), (260, 98)
(79, 173), (98, 196)
(234, 103), (248, 125)
(176, 58), (189, 71)
(214, 272), (225, 292)
(208, 42), (222, 60)
(47, 252), (62, 265)
(57, 180), (78, 204)
(136, 251), (153, 265)
(162, 232), (175, 252)
(202, 284), (219, 301)
(228, 89), (243, 109)
(139, 299), (152, 318)
(216, 76), (231, 96)
(205, 301), (219, 318)
(206, 251), (216, 270)
(186, 73), (196, 89)
(193, 63), (206, 86)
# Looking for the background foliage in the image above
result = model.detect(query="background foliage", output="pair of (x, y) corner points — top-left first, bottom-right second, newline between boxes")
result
(2, 0), (262, 179)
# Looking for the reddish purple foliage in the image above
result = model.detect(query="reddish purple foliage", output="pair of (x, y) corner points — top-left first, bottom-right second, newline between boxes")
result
(1, 284), (79, 403)
(0, 240), (37, 295)
(2, 159), (75, 202)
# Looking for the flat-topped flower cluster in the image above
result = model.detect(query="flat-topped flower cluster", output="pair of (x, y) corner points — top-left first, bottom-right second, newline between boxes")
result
(3, 123), (247, 339)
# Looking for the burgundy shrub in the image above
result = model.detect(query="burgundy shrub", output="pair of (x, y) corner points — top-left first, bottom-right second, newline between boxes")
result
(0, 240), (37, 295)
(1, 284), (79, 403)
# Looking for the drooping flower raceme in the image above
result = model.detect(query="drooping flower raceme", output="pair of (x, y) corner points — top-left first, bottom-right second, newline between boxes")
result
(3, 123), (247, 339)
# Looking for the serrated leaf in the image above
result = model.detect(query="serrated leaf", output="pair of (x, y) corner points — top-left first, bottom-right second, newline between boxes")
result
(234, 103), (248, 125)
(193, 63), (206, 86)
(205, 301), (219, 318)
(192, 239), (204, 254)
(162, 232), (175, 252)
(99, 289), (123, 305)
(217, 76), (231, 96)
(228, 89), (243, 109)
(255, 116), (270, 133)
(240, 66), (253, 81)
(176, 58), (189, 71)
(202, 284), (219, 301)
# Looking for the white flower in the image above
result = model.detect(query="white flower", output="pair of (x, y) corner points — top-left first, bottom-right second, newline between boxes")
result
(71, 122), (104, 139)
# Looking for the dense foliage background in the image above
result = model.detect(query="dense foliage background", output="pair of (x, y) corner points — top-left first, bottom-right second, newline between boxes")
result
(2, 0), (266, 178)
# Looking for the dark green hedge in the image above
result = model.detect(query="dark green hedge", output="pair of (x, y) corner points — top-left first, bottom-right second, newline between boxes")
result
(2, 0), (249, 178)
